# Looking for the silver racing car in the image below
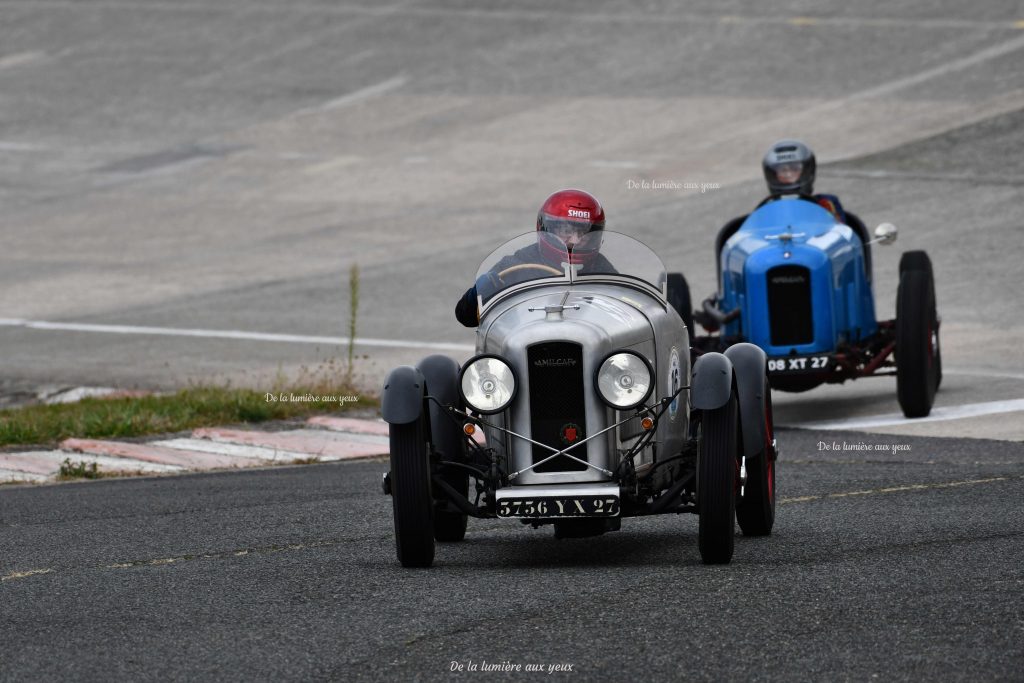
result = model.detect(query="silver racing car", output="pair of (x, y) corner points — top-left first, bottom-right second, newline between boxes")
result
(381, 231), (777, 567)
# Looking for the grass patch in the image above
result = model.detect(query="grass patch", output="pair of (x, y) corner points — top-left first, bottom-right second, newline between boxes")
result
(57, 458), (105, 480)
(0, 378), (376, 449)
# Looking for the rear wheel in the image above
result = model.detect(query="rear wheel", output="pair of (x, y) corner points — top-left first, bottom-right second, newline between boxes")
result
(667, 272), (695, 335)
(899, 252), (942, 391)
(698, 392), (738, 564)
(736, 383), (776, 536)
(899, 250), (933, 277)
(390, 416), (435, 567)
(896, 264), (940, 418)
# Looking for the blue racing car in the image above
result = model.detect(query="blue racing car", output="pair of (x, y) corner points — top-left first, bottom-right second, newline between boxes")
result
(685, 195), (941, 418)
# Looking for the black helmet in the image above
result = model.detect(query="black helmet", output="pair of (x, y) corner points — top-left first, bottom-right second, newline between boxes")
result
(763, 139), (815, 195)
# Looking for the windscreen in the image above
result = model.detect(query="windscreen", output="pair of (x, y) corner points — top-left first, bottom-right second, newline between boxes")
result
(474, 231), (667, 305)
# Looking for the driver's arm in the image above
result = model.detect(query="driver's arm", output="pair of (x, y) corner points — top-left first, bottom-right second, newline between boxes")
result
(455, 286), (479, 327)
(454, 271), (502, 327)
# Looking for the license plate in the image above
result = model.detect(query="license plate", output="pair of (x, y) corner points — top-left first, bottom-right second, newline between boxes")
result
(496, 495), (620, 518)
(767, 354), (832, 374)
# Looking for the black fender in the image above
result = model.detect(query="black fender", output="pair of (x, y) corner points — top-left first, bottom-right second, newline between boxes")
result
(691, 352), (734, 410)
(725, 343), (769, 459)
(416, 355), (463, 460)
(381, 365), (426, 425)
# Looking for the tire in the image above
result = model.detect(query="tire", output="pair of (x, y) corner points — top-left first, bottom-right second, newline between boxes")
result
(899, 250), (942, 389)
(896, 266), (940, 418)
(899, 250), (933, 277)
(736, 382), (775, 536)
(417, 355), (469, 542)
(390, 416), (435, 568)
(667, 272), (695, 335)
(698, 391), (738, 564)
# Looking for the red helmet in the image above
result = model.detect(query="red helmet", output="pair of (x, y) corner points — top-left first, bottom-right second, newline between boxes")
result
(536, 189), (605, 265)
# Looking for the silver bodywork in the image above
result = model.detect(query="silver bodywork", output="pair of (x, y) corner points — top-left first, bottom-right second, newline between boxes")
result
(477, 276), (691, 488)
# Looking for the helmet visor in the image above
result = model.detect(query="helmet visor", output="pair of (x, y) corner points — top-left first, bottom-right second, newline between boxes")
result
(772, 162), (803, 185)
(539, 216), (596, 247)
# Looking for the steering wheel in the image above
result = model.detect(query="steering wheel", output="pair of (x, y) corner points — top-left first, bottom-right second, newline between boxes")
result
(496, 263), (563, 281)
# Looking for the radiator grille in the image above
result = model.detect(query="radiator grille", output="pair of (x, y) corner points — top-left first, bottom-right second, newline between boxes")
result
(767, 265), (814, 346)
(527, 341), (587, 472)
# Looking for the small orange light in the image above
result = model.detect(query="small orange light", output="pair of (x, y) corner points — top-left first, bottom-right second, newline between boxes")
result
(463, 423), (476, 436)
(640, 417), (654, 431)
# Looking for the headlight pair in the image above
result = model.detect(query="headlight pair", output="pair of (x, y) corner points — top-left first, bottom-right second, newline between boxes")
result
(459, 350), (653, 414)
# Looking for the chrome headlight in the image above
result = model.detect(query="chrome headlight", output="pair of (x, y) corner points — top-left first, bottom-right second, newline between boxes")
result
(459, 355), (517, 414)
(596, 351), (653, 410)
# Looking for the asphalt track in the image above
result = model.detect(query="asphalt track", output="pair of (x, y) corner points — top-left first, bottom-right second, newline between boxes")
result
(2, 430), (1022, 681)
(2, 1), (1024, 680)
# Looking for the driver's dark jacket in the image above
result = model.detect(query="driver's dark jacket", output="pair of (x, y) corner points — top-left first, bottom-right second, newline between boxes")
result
(455, 243), (616, 327)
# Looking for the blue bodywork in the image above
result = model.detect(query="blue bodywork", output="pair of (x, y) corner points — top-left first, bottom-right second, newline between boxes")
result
(719, 198), (876, 356)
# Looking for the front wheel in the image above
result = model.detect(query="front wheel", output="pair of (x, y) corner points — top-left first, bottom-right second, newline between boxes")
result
(390, 416), (435, 567)
(736, 384), (776, 536)
(698, 391), (738, 564)
(896, 264), (940, 418)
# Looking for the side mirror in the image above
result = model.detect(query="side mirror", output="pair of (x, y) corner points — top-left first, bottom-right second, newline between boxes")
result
(872, 223), (898, 245)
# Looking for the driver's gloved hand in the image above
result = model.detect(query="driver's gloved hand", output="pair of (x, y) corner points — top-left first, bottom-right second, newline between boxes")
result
(454, 272), (503, 327)
(455, 286), (479, 327)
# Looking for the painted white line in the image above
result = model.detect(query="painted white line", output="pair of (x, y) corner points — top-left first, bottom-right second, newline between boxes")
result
(42, 387), (146, 405)
(304, 75), (407, 114)
(0, 51), (46, 70)
(842, 32), (1024, 103)
(942, 368), (1024, 381)
(788, 398), (1024, 431)
(0, 318), (475, 353)
(589, 160), (646, 169)
(0, 141), (47, 152)
(682, 31), (1024, 159)
(822, 169), (1024, 186)
(779, 476), (1015, 505)
(1, 568), (53, 582)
